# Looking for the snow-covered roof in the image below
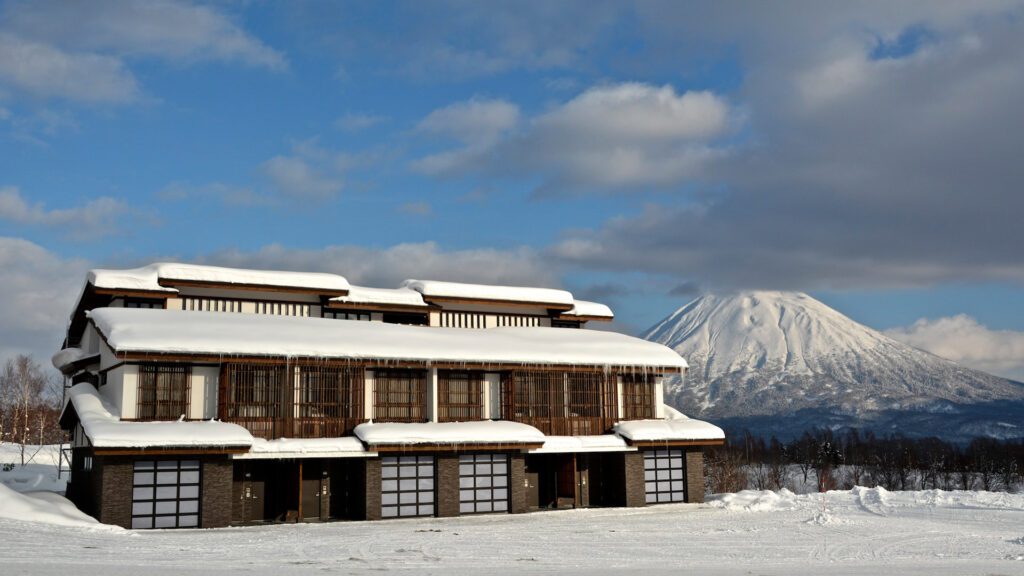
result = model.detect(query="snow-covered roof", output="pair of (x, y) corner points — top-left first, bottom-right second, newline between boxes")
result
(329, 285), (428, 308)
(354, 421), (545, 445)
(562, 299), (614, 319)
(51, 347), (98, 373)
(613, 406), (725, 442)
(531, 435), (634, 453)
(402, 279), (575, 307)
(89, 308), (689, 370)
(63, 383), (253, 449)
(238, 437), (370, 459)
(88, 262), (351, 294)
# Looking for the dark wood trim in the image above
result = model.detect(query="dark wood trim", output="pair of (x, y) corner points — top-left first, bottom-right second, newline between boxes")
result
(627, 439), (725, 448)
(323, 301), (437, 313)
(92, 446), (250, 456)
(556, 315), (613, 322)
(368, 442), (544, 453)
(420, 295), (574, 311)
(104, 351), (685, 374)
(157, 278), (348, 297)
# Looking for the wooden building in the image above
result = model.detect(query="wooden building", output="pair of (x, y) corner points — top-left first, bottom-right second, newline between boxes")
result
(54, 263), (724, 529)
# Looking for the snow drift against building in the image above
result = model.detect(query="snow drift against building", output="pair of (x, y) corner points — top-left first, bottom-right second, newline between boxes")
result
(88, 308), (688, 370)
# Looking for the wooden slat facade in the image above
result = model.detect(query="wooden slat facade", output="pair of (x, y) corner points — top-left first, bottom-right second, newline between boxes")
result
(372, 368), (428, 423)
(136, 364), (191, 420)
(500, 370), (619, 435)
(437, 370), (485, 422)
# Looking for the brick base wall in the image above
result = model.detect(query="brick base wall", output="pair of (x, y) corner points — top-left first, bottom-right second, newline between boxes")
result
(364, 458), (381, 521)
(201, 458), (233, 528)
(623, 452), (647, 508)
(436, 456), (460, 518)
(97, 456), (133, 528)
(509, 454), (527, 513)
(685, 448), (705, 504)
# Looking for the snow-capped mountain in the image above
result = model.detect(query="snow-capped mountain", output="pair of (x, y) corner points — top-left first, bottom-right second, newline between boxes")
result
(643, 291), (1024, 440)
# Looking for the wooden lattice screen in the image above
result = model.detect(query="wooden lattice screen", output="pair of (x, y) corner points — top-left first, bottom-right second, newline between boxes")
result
(438, 370), (484, 422)
(373, 368), (428, 423)
(501, 370), (618, 435)
(137, 364), (191, 420)
(621, 374), (656, 420)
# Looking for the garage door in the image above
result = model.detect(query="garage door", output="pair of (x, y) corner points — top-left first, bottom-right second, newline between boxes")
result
(643, 449), (686, 504)
(131, 460), (201, 529)
(459, 453), (510, 514)
(381, 456), (435, 518)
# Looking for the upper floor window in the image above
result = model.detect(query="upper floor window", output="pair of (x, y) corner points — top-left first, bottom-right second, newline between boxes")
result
(373, 369), (427, 422)
(382, 312), (428, 326)
(500, 370), (618, 435)
(551, 320), (581, 329)
(622, 374), (656, 420)
(323, 309), (371, 321)
(125, 298), (164, 309)
(438, 370), (484, 422)
(137, 364), (191, 420)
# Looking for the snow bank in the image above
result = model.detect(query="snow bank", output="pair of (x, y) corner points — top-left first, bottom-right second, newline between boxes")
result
(65, 383), (253, 449)
(51, 347), (97, 372)
(708, 489), (800, 512)
(562, 300), (614, 319)
(0, 484), (107, 528)
(354, 421), (545, 445)
(242, 437), (368, 459)
(330, 285), (427, 307)
(614, 408), (725, 441)
(89, 308), (689, 370)
(89, 263), (350, 293)
(532, 435), (632, 453)
(402, 279), (575, 306)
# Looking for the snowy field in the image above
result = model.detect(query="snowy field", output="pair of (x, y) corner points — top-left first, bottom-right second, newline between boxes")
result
(2, 445), (1024, 575)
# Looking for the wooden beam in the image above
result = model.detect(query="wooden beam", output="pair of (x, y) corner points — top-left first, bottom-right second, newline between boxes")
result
(420, 295), (574, 311)
(157, 278), (348, 297)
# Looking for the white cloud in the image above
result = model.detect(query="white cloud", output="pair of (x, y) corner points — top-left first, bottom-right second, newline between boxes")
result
(412, 83), (735, 190)
(0, 187), (131, 239)
(262, 156), (344, 200)
(886, 315), (1024, 382)
(0, 237), (89, 366)
(0, 33), (139, 103)
(157, 181), (271, 207)
(0, 0), (284, 105)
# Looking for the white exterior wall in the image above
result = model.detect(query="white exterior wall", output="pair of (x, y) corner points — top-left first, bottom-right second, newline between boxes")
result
(165, 297), (183, 310)
(189, 366), (219, 420)
(617, 375), (625, 420)
(427, 368), (439, 422)
(655, 376), (666, 418)
(101, 364), (138, 419)
(364, 369), (375, 420)
(485, 373), (501, 419)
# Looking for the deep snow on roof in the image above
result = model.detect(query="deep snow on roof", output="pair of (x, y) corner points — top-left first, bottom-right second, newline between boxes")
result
(563, 299), (614, 318)
(613, 405), (725, 442)
(88, 263), (351, 293)
(354, 421), (545, 445)
(64, 383), (253, 449)
(329, 285), (428, 307)
(88, 308), (688, 370)
(402, 279), (575, 306)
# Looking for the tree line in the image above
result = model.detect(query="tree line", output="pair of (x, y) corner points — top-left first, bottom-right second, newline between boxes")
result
(706, 428), (1024, 494)
(0, 355), (63, 466)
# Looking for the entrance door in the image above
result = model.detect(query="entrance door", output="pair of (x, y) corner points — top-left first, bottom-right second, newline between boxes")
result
(301, 461), (322, 521)
(233, 462), (266, 524)
(556, 455), (576, 508)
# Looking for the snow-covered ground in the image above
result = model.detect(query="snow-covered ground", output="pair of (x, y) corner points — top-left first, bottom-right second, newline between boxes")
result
(2, 445), (1023, 575)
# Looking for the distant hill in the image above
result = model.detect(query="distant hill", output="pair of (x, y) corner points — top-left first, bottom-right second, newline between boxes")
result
(643, 291), (1024, 441)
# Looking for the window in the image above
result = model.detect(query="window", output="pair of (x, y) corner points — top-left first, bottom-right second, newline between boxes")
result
(295, 365), (364, 436)
(500, 371), (618, 435)
(622, 374), (657, 420)
(438, 370), (484, 422)
(381, 456), (435, 518)
(222, 364), (287, 439)
(551, 320), (581, 329)
(83, 456), (93, 471)
(373, 369), (427, 422)
(131, 460), (201, 529)
(181, 296), (243, 313)
(643, 449), (686, 504)
(323, 309), (371, 321)
(124, 298), (164, 309)
(458, 454), (509, 514)
(438, 312), (544, 328)
(137, 364), (191, 420)
(382, 312), (428, 325)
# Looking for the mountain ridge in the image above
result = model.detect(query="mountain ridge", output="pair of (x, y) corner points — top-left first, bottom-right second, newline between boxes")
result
(643, 291), (1024, 440)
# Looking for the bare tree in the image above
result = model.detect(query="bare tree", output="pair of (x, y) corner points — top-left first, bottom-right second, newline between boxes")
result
(0, 355), (61, 465)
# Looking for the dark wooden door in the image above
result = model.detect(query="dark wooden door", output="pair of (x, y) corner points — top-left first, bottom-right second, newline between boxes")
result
(234, 463), (266, 524)
(301, 461), (322, 521)
(556, 455), (576, 507)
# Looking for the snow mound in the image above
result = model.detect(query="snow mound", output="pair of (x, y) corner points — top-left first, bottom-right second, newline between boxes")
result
(707, 489), (799, 512)
(0, 484), (109, 529)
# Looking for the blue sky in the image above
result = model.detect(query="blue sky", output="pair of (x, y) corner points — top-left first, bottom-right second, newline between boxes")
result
(1, 1), (1023, 380)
